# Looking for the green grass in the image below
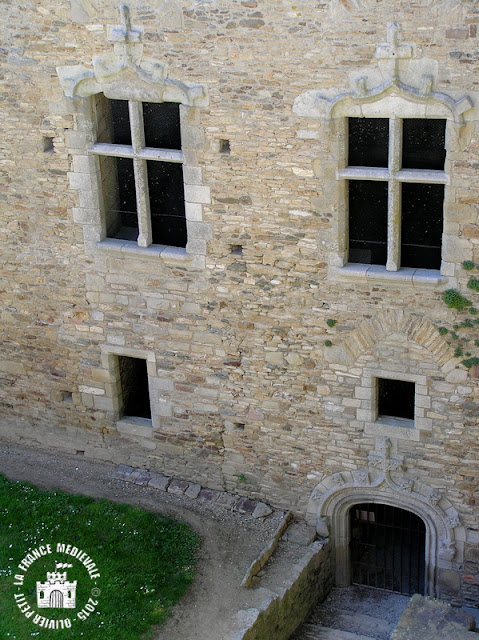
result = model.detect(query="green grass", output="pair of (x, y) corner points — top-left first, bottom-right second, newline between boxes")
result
(0, 475), (200, 640)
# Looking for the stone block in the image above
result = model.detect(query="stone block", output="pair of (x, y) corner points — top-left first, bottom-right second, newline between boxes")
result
(197, 489), (221, 504)
(148, 474), (171, 491)
(127, 469), (151, 486)
(185, 483), (202, 499)
(252, 502), (273, 519)
(216, 493), (238, 508)
(282, 523), (317, 546)
(167, 479), (190, 495)
(234, 497), (257, 514)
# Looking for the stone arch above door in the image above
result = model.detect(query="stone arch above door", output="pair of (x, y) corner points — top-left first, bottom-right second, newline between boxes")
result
(306, 437), (464, 597)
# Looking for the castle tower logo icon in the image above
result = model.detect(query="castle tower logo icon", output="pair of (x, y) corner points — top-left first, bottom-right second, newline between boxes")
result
(36, 562), (77, 609)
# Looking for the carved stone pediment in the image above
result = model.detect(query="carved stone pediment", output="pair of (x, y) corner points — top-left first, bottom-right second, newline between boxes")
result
(293, 22), (473, 123)
(57, 4), (208, 106)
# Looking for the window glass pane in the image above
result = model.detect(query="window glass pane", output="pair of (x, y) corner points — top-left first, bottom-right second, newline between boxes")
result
(349, 180), (388, 265)
(109, 99), (132, 145)
(143, 102), (182, 150)
(378, 378), (415, 420)
(348, 118), (389, 168)
(147, 161), (186, 247)
(402, 119), (446, 170)
(100, 156), (138, 241)
(401, 182), (444, 269)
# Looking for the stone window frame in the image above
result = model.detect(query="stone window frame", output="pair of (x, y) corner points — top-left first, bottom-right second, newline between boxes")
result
(57, 7), (210, 270)
(92, 97), (192, 250)
(356, 368), (430, 442)
(341, 115), (447, 273)
(101, 346), (158, 439)
(327, 89), (472, 286)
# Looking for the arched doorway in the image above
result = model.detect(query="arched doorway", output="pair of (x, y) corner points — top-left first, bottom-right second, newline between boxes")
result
(350, 502), (426, 595)
(49, 589), (64, 608)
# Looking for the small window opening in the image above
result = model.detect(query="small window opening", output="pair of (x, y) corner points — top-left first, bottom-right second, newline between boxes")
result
(62, 391), (73, 403)
(234, 422), (245, 431)
(43, 137), (54, 153)
(378, 378), (415, 421)
(118, 356), (151, 419)
(219, 139), (231, 154)
(230, 244), (243, 255)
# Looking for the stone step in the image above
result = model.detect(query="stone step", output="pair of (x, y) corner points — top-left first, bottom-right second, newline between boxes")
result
(309, 608), (394, 639)
(295, 623), (380, 640)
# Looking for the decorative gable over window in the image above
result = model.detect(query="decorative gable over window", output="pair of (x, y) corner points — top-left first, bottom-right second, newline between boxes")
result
(57, 5), (210, 268)
(293, 22), (474, 286)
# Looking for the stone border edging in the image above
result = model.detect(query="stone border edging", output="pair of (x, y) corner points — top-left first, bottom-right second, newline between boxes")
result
(112, 464), (275, 518)
(232, 540), (332, 640)
(240, 511), (293, 588)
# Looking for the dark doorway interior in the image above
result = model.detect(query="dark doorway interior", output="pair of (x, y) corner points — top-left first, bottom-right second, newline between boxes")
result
(350, 503), (425, 596)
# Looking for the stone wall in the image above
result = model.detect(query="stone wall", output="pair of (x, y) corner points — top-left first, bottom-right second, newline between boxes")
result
(0, 0), (478, 604)
(233, 540), (332, 640)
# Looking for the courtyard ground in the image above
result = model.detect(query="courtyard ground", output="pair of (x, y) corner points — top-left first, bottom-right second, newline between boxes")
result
(0, 438), (284, 640)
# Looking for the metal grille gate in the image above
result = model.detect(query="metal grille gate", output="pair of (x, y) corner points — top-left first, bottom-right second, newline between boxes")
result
(350, 503), (426, 596)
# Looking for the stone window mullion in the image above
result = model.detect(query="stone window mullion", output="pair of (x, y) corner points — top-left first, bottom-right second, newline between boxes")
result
(128, 101), (152, 248)
(387, 117), (402, 272)
(133, 158), (152, 247)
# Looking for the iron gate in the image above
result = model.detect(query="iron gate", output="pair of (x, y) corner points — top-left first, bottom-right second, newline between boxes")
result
(350, 503), (426, 596)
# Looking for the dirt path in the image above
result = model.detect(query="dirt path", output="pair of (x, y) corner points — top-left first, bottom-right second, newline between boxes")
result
(0, 439), (284, 640)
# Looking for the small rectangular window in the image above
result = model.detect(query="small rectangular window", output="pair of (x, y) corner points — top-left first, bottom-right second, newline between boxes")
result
(378, 378), (415, 421)
(118, 356), (151, 419)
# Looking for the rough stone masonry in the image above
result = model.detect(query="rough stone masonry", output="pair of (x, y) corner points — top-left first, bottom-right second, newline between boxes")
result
(0, 0), (478, 606)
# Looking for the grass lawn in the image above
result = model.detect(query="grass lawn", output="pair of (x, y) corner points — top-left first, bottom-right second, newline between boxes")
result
(0, 474), (200, 639)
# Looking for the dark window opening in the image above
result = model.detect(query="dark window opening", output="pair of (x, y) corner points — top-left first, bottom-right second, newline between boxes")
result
(349, 180), (388, 265)
(378, 378), (415, 421)
(348, 118), (389, 168)
(219, 139), (231, 154)
(148, 161), (186, 247)
(402, 119), (446, 171)
(350, 503), (426, 595)
(43, 137), (54, 153)
(108, 99), (132, 146)
(100, 156), (138, 241)
(401, 182), (444, 270)
(143, 102), (181, 150)
(118, 356), (151, 419)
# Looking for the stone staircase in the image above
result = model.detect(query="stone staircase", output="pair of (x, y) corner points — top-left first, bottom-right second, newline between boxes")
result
(290, 586), (410, 640)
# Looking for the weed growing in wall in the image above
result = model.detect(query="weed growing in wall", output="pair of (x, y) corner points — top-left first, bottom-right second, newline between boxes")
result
(438, 261), (479, 369)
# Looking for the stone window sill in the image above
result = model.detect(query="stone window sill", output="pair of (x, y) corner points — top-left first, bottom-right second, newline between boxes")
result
(330, 263), (449, 287)
(97, 238), (193, 263)
(364, 418), (420, 441)
(116, 416), (153, 439)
